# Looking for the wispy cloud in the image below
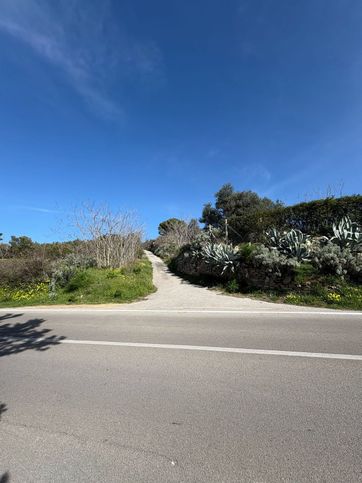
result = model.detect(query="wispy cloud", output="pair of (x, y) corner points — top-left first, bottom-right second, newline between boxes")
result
(13, 205), (63, 214)
(0, 0), (163, 119)
(234, 163), (272, 185)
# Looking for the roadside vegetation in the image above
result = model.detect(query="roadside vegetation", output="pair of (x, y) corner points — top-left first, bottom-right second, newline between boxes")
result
(146, 185), (362, 310)
(0, 205), (155, 307)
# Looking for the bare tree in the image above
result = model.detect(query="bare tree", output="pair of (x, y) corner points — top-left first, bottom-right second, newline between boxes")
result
(159, 219), (200, 250)
(71, 203), (143, 268)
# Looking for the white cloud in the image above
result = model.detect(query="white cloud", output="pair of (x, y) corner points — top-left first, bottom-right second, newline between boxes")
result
(235, 163), (272, 184)
(14, 205), (63, 214)
(0, 0), (163, 120)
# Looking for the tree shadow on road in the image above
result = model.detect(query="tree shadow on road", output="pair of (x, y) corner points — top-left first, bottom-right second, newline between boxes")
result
(0, 314), (65, 482)
(0, 402), (7, 421)
(0, 472), (9, 483)
(0, 313), (65, 358)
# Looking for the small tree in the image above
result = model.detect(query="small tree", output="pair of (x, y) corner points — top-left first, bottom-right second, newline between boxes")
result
(9, 236), (35, 258)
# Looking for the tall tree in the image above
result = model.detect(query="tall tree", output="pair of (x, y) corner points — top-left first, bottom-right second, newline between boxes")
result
(158, 218), (187, 236)
(200, 184), (282, 242)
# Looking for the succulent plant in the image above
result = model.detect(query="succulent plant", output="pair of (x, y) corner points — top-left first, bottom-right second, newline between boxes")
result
(265, 228), (285, 249)
(331, 216), (362, 250)
(265, 228), (311, 261)
(201, 242), (240, 274)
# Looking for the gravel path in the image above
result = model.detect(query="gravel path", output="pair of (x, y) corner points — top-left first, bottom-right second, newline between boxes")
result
(125, 251), (325, 312)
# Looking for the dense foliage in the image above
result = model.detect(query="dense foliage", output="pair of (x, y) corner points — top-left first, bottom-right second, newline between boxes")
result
(151, 202), (362, 309)
(200, 185), (362, 243)
(251, 195), (362, 238)
(200, 183), (282, 242)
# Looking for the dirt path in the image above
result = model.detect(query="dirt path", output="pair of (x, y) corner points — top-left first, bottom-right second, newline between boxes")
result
(126, 251), (319, 312)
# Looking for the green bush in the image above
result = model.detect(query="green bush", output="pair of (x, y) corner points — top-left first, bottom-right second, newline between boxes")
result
(65, 270), (93, 292)
(50, 253), (96, 288)
(238, 242), (257, 261)
(311, 243), (362, 282)
(225, 279), (239, 293)
(106, 269), (119, 279)
(247, 245), (299, 279)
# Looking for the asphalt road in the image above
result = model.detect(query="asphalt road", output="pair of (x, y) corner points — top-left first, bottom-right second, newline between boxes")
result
(1, 308), (362, 482)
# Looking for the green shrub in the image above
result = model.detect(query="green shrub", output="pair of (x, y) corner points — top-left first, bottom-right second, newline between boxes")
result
(250, 245), (300, 276)
(225, 279), (239, 293)
(50, 253), (96, 288)
(65, 270), (93, 292)
(238, 242), (257, 261)
(311, 243), (361, 281)
(106, 269), (119, 279)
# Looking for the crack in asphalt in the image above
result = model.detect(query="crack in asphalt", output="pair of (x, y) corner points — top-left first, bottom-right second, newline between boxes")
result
(2, 420), (179, 468)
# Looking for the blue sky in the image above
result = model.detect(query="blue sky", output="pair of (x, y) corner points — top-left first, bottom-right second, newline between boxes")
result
(0, 0), (361, 242)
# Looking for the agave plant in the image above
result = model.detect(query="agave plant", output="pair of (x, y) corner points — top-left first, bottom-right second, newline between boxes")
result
(282, 229), (311, 261)
(331, 216), (362, 250)
(265, 228), (286, 250)
(266, 228), (311, 261)
(201, 242), (240, 274)
(190, 226), (222, 259)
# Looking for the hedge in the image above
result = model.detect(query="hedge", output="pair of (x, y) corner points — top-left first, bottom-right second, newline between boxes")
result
(236, 195), (362, 241)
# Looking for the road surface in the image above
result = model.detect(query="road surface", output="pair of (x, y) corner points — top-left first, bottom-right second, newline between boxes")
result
(1, 308), (361, 482)
(1, 254), (361, 481)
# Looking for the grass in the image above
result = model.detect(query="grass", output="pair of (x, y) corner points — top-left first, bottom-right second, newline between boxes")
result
(221, 270), (362, 311)
(0, 257), (155, 307)
(280, 279), (362, 311)
(235, 285), (362, 310)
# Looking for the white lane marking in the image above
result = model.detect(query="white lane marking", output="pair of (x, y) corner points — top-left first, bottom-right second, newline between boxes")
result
(6, 337), (362, 360)
(1, 308), (361, 316)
